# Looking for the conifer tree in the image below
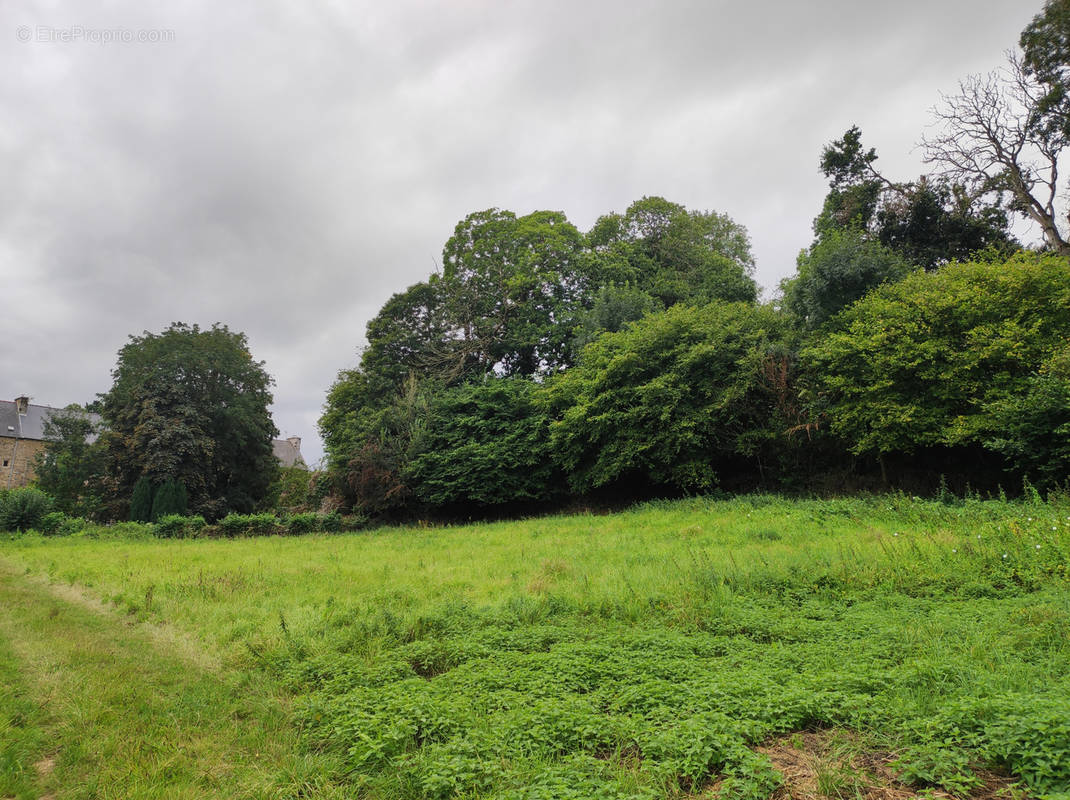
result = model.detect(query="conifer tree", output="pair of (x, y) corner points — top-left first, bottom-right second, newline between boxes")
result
(130, 476), (153, 522)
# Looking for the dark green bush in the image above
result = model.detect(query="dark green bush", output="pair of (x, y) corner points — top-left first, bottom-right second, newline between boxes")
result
(150, 479), (188, 521)
(0, 487), (54, 532)
(57, 516), (86, 536)
(37, 511), (68, 535)
(340, 513), (368, 532)
(154, 514), (206, 539)
(129, 476), (153, 522)
(218, 512), (280, 537)
(285, 512), (320, 534)
(284, 512), (348, 534)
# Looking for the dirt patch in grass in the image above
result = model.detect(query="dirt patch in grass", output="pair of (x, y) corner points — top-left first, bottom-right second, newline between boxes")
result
(754, 731), (1023, 800)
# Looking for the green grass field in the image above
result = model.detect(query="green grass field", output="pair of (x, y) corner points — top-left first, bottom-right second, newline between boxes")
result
(1, 495), (1069, 799)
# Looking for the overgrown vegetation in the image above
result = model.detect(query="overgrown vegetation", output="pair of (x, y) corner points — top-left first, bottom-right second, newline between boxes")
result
(309, 1), (1070, 519)
(0, 494), (1068, 798)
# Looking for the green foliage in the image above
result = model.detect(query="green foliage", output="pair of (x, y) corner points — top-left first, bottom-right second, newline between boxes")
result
(129, 476), (153, 523)
(986, 344), (1070, 489)
(875, 179), (1017, 271)
(1021, 0), (1070, 140)
(406, 379), (559, 508)
(442, 209), (588, 378)
(267, 467), (317, 515)
(282, 512), (345, 534)
(99, 322), (278, 520)
(803, 253), (1070, 457)
(813, 127), (1016, 269)
(539, 302), (787, 493)
(33, 405), (105, 518)
(153, 514), (205, 539)
(150, 479), (187, 521)
(36, 511), (68, 535)
(217, 513), (280, 537)
(569, 284), (661, 354)
(338, 378), (429, 515)
(587, 196), (757, 308)
(783, 227), (913, 329)
(0, 488), (53, 533)
(285, 512), (321, 535)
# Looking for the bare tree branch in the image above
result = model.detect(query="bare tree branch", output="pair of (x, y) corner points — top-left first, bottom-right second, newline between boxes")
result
(922, 52), (1070, 255)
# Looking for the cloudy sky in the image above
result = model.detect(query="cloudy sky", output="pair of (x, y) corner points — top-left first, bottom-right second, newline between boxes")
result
(1, 1), (1042, 465)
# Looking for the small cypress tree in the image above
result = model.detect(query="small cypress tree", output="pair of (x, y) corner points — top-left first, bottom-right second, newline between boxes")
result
(150, 479), (175, 521)
(174, 480), (188, 516)
(130, 476), (153, 522)
(150, 478), (188, 521)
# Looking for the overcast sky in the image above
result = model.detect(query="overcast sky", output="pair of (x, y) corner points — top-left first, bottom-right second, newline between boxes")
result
(1, 1), (1042, 466)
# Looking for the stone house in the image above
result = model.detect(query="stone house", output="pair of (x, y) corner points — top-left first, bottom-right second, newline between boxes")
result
(1, 397), (101, 490)
(2, 395), (305, 489)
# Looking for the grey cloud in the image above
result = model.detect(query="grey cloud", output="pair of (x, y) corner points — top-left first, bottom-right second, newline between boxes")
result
(0, 0), (1042, 464)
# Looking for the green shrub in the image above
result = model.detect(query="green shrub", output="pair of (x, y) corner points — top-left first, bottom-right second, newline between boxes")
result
(129, 476), (153, 522)
(803, 253), (1070, 458)
(340, 513), (368, 531)
(154, 514), (205, 539)
(283, 512), (355, 534)
(150, 479), (187, 521)
(218, 513), (280, 537)
(58, 516), (86, 536)
(37, 511), (68, 535)
(320, 512), (343, 532)
(285, 512), (321, 534)
(0, 487), (54, 532)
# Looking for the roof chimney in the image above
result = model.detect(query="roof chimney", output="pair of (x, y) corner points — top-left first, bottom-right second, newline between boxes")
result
(14, 396), (29, 414)
(286, 436), (301, 451)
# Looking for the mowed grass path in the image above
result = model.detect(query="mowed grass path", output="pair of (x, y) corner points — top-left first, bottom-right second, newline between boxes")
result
(1, 495), (1069, 799)
(0, 561), (345, 800)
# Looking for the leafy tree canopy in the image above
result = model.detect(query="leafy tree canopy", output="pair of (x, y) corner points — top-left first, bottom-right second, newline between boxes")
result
(99, 322), (278, 519)
(816, 126), (1017, 269)
(587, 197), (757, 307)
(538, 302), (787, 494)
(406, 379), (558, 508)
(802, 253), (1070, 457)
(1021, 0), (1070, 140)
(783, 227), (913, 330)
(442, 208), (588, 378)
(34, 405), (104, 518)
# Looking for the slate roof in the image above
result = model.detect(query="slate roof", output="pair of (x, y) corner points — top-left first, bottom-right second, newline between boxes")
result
(0, 399), (100, 442)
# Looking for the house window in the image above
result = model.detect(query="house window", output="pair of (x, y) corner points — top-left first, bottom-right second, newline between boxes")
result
(2, 460), (8, 467)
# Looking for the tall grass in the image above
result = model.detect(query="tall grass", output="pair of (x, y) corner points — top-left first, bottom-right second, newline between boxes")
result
(2, 493), (1068, 798)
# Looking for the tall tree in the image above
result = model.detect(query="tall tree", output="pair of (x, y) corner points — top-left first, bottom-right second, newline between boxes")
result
(587, 197), (758, 308)
(1020, 0), (1070, 140)
(782, 228), (913, 329)
(923, 55), (1070, 255)
(99, 323), (278, 519)
(34, 405), (105, 518)
(539, 302), (786, 494)
(816, 126), (1017, 269)
(441, 209), (588, 377)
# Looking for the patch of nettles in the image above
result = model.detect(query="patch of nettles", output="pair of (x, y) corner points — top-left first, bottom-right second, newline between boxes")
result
(260, 517), (1070, 800)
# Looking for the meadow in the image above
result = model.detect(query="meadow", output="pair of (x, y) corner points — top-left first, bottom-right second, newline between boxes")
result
(1, 494), (1069, 799)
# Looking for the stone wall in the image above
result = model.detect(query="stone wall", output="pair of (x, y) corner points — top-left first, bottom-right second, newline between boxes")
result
(0, 437), (46, 489)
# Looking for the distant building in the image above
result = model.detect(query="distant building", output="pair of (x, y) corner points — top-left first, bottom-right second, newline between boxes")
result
(1, 397), (100, 489)
(273, 436), (307, 469)
(2, 395), (305, 488)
